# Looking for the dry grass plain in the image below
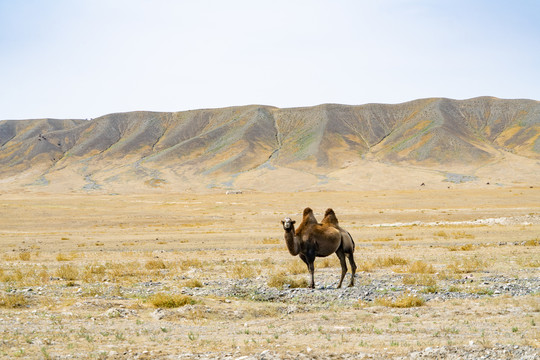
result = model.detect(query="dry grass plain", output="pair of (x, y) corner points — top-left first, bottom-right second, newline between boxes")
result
(0, 187), (539, 359)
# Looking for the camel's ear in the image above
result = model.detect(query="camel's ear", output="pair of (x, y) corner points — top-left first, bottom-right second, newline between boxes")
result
(291, 220), (296, 224)
(281, 220), (285, 224)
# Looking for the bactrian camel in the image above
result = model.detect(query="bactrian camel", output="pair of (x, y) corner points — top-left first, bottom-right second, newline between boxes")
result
(281, 207), (356, 288)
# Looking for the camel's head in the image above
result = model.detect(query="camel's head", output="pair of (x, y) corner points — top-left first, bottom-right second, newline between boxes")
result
(281, 217), (296, 231)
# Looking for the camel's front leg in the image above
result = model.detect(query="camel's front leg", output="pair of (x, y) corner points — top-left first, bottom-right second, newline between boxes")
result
(308, 260), (315, 289)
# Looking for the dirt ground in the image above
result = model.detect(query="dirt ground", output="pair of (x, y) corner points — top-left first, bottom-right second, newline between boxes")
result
(0, 187), (539, 359)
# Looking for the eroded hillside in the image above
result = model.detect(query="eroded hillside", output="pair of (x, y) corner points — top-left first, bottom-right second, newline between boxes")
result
(0, 97), (538, 192)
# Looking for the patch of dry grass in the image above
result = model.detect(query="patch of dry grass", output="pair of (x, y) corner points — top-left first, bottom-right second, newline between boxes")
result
(56, 264), (78, 280)
(402, 274), (437, 286)
(262, 237), (281, 245)
(149, 293), (196, 308)
(287, 260), (306, 275)
(407, 260), (435, 274)
(145, 259), (167, 270)
(319, 257), (339, 268)
(449, 243), (476, 251)
(434, 230), (449, 238)
(229, 262), (256, 279)
(524, 238), (539, 246)
(267, 271), (308, 289)
(56, 253), (71, 261)
(375, 293), (425, 308)
(0, 293), (29, 308)
(357, 261), (375, 272)
(82, 264), (106, 282)
(179, 259), (204, 270)
(183, 279), (203, 288)
(375, 256), (409, 267)
(447, 257), (487, 273)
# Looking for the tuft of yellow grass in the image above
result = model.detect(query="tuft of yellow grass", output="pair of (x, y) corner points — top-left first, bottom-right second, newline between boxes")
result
(449, 243), (475, 251)
(447, 257), (487, 273)
(55, 264), (78, 280)
(407, 260), (435, 274)
(320, 257), (339, 268)
(56, 253), (71, 261)
(403, 274), (437, 286)
(149, 293), (195, 308)
(452, 231), (475, 239)
(262, 237), (281, 245)
(434, 231), (449, 238)
(19, 252), (31, 261)
(183, 279), (203, 288)
(179, 259), (203, 270)
(375, 293), (425, 308)
(357, 261), (375, 272)
(0, 293), (29, 308)
(287, 260), (306, 275)
(229, 263), (256, 279)
(375, 256), (409, 267)
(267, 271), (308, 289)
(145, 259), (167, 270)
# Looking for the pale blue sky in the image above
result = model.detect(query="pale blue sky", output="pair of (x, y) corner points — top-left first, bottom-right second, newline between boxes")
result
(1, 0), (539, 120)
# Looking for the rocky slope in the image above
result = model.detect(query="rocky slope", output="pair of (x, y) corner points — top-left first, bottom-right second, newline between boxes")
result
(0, 97), (538, 192)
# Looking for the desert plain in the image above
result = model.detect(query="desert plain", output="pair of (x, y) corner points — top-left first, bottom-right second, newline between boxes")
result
(0, 186), (538, 359)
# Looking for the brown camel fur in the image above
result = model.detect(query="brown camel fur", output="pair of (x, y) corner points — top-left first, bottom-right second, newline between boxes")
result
(321, 208), (357, 287)
(281, 207), (349, 289)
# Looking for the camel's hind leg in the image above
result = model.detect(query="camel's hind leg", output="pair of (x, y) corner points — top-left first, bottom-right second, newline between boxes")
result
(347, 252), (357, 287)
(336, 249), (348, 288)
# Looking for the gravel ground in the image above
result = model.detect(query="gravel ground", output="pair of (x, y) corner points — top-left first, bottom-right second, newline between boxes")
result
(173, 345), (540, 360)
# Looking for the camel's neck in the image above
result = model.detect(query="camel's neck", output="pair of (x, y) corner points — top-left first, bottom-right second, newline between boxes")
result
(284, 226), (302, 256)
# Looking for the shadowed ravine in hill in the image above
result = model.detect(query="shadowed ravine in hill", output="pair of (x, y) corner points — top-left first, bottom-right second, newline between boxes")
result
(0, 97), (539, 193)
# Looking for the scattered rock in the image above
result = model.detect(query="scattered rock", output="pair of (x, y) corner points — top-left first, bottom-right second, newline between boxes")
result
(151, 308), (170, 320)
(104, 308), (137, 318)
